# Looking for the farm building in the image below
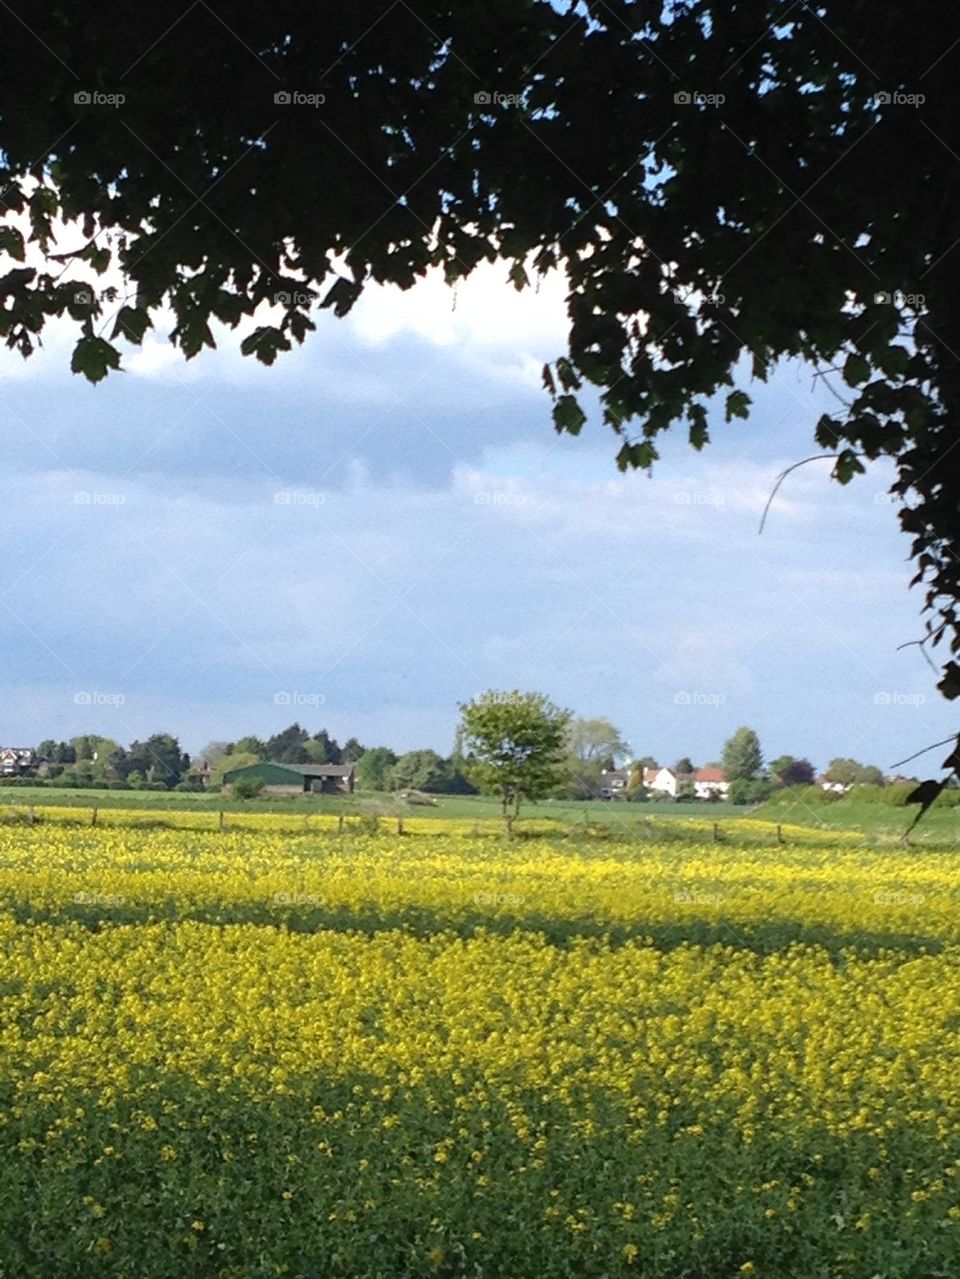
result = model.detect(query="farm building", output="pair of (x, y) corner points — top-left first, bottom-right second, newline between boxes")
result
(221, 761), (356, 795)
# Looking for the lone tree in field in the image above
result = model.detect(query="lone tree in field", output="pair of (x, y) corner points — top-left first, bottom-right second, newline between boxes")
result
(5, 3), (960, 692)
(459, 691), (571, 833)
(722, 727), (763, 783)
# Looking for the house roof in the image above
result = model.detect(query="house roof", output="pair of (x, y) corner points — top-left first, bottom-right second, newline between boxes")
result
(695, 767), (726, 783)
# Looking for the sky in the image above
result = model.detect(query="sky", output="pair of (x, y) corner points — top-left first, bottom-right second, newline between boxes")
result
(0, 260), (953, 773)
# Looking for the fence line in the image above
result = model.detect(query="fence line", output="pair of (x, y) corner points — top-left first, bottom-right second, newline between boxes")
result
(0, 803), (820, 847)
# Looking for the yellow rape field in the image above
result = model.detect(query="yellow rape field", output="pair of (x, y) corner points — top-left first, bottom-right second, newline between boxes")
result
(0, 824), (958, 1278)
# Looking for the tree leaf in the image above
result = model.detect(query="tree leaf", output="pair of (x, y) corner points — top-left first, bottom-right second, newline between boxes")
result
(70, 335), (122, 383)
(725, 390), (751, 422)
(0, 227), (25, 261)
(842, 353), (870, 386)
(111, 306), (152, 345)
(553, 394), (586, 435)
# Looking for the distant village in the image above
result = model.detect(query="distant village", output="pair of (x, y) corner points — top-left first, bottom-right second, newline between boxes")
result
(0, 731), (917, 804)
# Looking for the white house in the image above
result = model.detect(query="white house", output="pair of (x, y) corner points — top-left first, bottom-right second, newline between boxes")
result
(815, 775), (849, 794)
(693, 767), (729, 800)
(642, 766), (689, 797)
(643, 764), (729, 800)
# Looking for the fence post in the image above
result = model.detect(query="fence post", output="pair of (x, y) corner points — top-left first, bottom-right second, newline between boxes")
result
(28, 806), (34, 826)
(777, 823), (785, 845)
(713, 821), (719, 843)
(338, 814), (344, 835)
(397, 816), (404, 835)
(218, 810), (225, 833)
(91, 807), (98, 827)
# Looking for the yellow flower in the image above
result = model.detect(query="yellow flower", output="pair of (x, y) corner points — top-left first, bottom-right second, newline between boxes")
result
(623, 1243), (639, 1264)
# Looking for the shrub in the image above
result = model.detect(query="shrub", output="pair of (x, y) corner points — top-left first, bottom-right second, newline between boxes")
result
(233, 778), (265, 800)
(729, 778), (775, 806)
(760, 785), (842, 809)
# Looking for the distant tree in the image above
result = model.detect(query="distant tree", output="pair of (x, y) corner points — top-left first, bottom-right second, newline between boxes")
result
(388, 749), (450, 793)
(769, 756), (816, 787)
(355, 747), (397, 792)
(825, 757), (862, 786)
(567, 717), (630, 767)
(231, 736), (268, 759)
(729, 778), (775, 806)
(857, 764), (886, 787)
(634, 755), (658, 772)
(211, 751), (260, 787)
(722, 728), (763, 783)
(673, 757), (695, 776)
(121, 734), (187, 788)
(303, 729), (342, 764)
(265, 723), (311, 764)
(563, 716), (630, 798)
(340, 737), (366, 763)
(459, 690), (572, 833)
(36, 739), (59, 761)
(196, 740), (231, 768)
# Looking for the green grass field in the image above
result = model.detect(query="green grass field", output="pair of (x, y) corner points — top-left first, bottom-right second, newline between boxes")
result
(0, 783), (739, 824)
(2, 780), (960, 845)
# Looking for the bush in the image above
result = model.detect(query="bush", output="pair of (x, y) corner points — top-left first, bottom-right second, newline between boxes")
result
(761, 785), (842, 809)
(728, 778), (775, 806)
(233, 778), (264, 800)
(106, 780), (132, 791)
